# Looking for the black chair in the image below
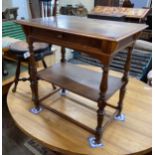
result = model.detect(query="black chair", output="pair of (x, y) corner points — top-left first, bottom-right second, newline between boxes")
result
(10, 0), (56, 92)
(9, 41), (56, 92)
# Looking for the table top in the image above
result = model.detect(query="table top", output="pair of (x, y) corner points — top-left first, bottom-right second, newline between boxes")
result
(89, 6), (150, 19)
(7, 65), (152, 155)
(16, 15), (147, 42)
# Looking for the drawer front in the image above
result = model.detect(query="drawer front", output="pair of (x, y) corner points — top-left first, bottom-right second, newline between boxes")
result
(31, 27), (104, 54)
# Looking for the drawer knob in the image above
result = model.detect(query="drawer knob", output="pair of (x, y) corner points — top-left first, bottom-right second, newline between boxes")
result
(57, 34), (63, 39)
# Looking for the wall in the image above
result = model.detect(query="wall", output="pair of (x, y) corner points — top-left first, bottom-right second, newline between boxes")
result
(2, 0), (12, 11)
(12, 0), (30, 19)
(2, 0), (30, 19)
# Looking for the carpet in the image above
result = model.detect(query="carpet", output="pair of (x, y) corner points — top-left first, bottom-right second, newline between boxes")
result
(24, 139), (63, 155)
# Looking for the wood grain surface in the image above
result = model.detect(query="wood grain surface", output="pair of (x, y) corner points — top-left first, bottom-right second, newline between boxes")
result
(7, 65), (152, 155)
(16, 15), (147, 41)
(90, 6), (150, 19)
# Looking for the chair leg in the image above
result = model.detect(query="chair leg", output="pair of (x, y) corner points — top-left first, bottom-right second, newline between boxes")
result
(41, 58), (56, 90)
(28, 60), (35, 101)
(12, 59), (21, 92)
(2, 59), (8, 76)
(42, 59), (47, 68)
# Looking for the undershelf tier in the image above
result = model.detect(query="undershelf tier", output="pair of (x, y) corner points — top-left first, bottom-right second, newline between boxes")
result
(37, 63), (124, 101)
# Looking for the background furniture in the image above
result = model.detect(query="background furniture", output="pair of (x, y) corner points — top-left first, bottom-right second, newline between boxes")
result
(29, 0), (57, 18)
(2, 7), (18, 76)
(2, 7), (19, 21)
(2, 0), (57, 95)
(72, 44), (152, 82)
(2, 21), (55, 92)
(2, 21), (24, 94)
(89, 2), (152, 39)
(7, 67), (152, 155)
(2, 21), (25, 94)
(147, 70), (152, 86)
(94, 0), (119, 7)
(9, 0), (57, 93)
(88, 6), (150, 23)
(123, 0), (134, 7)
(60, 4), (88, 16)
(2, 48), (9, 76)
(9, 41), (54, 93)
(86, 6), (152, 83)
(130, 0), (152, 8)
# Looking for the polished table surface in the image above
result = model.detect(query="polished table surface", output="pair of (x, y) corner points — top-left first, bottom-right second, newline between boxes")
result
(17, 15), (147, 41)
(16, 15), (147, 64)
(7, 66), (152, 155)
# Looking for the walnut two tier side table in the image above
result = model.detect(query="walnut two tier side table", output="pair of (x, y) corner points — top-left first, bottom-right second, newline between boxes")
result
(15, 15), (147, 147)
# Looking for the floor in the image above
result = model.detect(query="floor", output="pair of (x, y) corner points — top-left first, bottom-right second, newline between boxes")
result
(3, 60), (27, 154)
(2, 59), (63, 155)
(2, 95), (63, 155)
(2, 95), (34, 155)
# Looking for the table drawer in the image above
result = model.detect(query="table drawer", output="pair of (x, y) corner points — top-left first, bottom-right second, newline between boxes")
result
(31, 27), (103, 54)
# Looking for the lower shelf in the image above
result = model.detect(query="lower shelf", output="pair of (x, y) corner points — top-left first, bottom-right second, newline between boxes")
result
(37, 63), (124, 101)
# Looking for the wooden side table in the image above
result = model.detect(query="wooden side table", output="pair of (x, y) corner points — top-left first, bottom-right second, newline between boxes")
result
(15, 15), (147, 147)
(7, 67), (152, 155)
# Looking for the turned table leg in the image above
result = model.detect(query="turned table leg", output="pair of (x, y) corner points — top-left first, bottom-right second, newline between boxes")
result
(28, 38), (42, 114)
(116, 46), (133, 119)
(60, 47), (67, 96)
(96, 65), (109, 143)
(88, 64), (109, 147)
(95, 98), (106, 144)
(61, 47), (66, 63)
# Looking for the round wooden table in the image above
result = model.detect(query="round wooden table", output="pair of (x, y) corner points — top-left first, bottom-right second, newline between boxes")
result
(7, 66), (152, 155)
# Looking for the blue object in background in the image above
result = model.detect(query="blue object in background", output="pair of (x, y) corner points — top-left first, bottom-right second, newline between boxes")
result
(130, 0), (151, 8)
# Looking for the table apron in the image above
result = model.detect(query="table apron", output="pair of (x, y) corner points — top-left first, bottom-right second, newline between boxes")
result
(25, 26), (138, 63)
(27, 27), (113, 62)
